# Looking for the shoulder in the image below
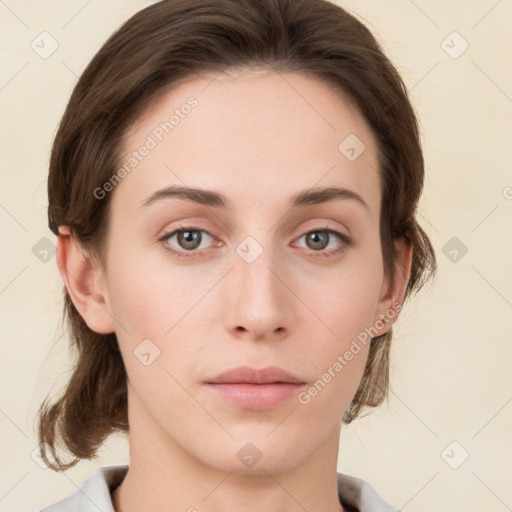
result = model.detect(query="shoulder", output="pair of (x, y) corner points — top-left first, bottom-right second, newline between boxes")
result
(36, 464), (128, 512)
(337, 472), (404, 512)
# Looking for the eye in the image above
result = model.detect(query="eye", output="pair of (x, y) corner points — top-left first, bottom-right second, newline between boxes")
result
(159, 226), (216, 258)
(158, 225), (352, 260)
(294, 227), (352, 257)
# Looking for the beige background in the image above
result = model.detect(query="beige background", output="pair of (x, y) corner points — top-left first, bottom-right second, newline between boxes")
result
(1, 0), (511, 511)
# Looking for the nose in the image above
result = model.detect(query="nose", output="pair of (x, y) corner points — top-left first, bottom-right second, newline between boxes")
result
(223, 239), (295, 342)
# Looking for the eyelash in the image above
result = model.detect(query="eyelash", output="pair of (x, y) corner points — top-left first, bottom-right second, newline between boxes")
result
(158, 224), (352, 260)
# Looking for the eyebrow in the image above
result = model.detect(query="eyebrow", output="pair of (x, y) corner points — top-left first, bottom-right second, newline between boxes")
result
(140, 185), (369, 211)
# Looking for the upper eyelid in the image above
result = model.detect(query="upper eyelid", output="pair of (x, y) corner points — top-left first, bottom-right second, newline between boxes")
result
(161, 217), (350, 236)
(161, 224), (348, 237)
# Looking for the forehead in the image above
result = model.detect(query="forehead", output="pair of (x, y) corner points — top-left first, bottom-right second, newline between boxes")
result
(113, 69), (381, 217)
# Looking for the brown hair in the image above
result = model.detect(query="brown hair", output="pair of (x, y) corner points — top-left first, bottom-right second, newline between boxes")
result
(39, 0), (436, 471)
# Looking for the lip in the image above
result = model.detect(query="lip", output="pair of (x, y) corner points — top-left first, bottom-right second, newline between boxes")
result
(206, 365), (305, 385)
(205, 366), (306, 410)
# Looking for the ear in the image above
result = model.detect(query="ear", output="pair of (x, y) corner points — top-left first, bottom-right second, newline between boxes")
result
(56, 226), (116, 334)
(372, 237), (413, 336)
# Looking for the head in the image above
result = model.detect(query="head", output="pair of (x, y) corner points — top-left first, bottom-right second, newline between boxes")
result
(39, 0), (436, 472)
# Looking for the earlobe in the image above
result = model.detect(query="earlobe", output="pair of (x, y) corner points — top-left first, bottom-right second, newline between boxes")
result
(374, 238), (414, 335)
(56, 226), (116, 334)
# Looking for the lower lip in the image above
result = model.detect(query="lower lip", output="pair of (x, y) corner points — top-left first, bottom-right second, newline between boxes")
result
(205, 382), (306, 410)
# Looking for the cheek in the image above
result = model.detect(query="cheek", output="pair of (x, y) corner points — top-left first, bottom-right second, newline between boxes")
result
(294, 281), (377, 417)
(104, 248), (223, 383)
(295, 251), (383, 395)
(305, 256), (384, 344)
(303, 295), (373, 402)
(105, 244), (211, 336)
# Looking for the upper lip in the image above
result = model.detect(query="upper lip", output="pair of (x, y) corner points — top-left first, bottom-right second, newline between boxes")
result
(206, 366), (305, 385)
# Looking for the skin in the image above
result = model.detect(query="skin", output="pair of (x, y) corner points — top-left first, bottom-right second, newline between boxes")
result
(57, 68), (412, 512)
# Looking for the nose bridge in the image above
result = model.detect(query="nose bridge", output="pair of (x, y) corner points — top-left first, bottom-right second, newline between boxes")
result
(235, 233), (283, 303)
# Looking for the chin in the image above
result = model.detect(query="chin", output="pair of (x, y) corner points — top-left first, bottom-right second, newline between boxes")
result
(192, 430), (313, 476)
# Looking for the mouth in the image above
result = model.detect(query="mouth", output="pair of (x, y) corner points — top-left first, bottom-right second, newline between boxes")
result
(204, 366), (307, 410)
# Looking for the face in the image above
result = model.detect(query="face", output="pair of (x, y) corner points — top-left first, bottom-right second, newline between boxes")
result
(92, 69), (397, 474)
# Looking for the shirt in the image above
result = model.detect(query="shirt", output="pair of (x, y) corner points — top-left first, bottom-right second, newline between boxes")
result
(38, 464), (401, 512)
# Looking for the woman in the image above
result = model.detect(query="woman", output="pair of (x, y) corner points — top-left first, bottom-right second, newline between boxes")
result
(38, 0), (436, 510)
